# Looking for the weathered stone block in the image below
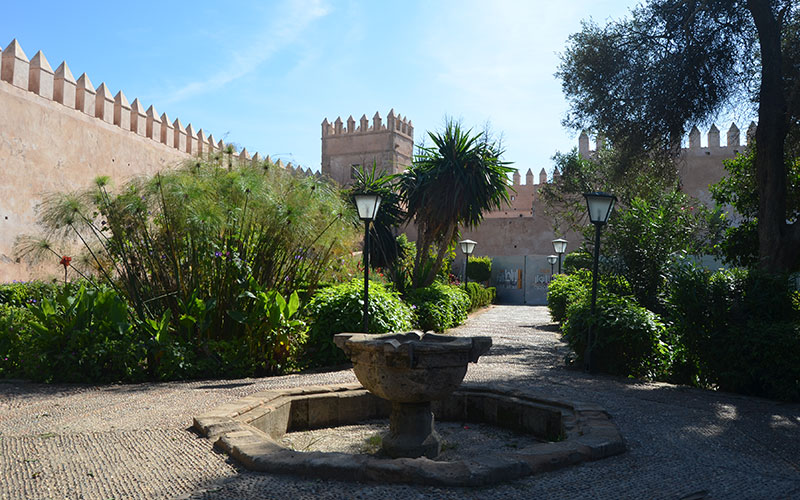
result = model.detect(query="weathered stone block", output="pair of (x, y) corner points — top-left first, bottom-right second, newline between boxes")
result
(307, 393), (339, 428)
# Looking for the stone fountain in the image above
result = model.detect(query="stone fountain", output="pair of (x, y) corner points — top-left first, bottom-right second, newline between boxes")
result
(334, 331), (492, 459)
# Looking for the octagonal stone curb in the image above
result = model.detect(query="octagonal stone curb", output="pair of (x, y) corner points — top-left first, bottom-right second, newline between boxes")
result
(193, 383), (625, 486)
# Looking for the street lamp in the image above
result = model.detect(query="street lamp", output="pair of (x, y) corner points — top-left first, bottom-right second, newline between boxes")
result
(459, 239), (477, 283)
(552, 238), (568, 274)
(547, 255), (558, 277)
(354, 193), (382, 333)
(582, 191), (616, 372)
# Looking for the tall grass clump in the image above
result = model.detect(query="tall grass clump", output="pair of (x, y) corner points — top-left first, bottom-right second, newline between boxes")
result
(16, 158), (360, 377)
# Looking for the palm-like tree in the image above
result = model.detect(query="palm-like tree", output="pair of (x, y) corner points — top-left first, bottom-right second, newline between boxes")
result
(399, 120), (514, 288)
(348, 163), (406, 270)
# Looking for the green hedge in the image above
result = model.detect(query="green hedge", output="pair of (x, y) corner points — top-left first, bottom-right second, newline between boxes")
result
(666, 266), (800, 400)
(547, 272), (588, 323)
(562, 292), (670, 379)
(463, 282), (495, 311)
(406, 282), (470, 332)
(547, 270), (633, 323)
(466, 256), (492, 282)
(303, 279), (414, 367)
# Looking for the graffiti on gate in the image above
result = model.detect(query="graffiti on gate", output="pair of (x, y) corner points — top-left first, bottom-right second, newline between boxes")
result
(497, 268), (522, 289)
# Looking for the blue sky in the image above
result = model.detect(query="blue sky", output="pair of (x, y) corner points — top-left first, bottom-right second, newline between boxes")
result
(2, 0), (640, 176)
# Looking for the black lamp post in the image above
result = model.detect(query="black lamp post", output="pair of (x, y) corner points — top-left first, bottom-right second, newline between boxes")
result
(459, 239), (476, 283)
(354, 193), (382, 333)
(582, 191), (616, 372)
(552, 238), (568, 274)
(547, 255), (558, 278)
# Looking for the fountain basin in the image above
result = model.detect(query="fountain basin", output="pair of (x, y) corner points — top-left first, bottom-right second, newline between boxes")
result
(333, 332), (492, 403)
(193, 383), (626, 486)
(334, 332), (492, 459)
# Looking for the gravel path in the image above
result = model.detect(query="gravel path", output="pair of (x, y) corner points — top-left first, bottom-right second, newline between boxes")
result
(1, 305), (799, 499)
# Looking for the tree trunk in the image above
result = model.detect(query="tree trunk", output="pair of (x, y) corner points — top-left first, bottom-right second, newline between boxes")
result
(748, 0), (800, 271)
(419, 224), (456, 288)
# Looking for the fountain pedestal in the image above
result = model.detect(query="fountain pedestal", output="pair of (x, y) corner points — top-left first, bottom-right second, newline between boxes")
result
(385, 401), (440, 458)
(334, 331), (492, 459)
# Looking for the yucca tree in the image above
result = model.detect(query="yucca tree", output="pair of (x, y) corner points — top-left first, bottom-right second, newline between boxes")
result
(399, 120), (514, 288)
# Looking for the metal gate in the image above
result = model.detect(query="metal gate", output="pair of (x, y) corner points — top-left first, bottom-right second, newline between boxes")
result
(489, 255), (555, 305)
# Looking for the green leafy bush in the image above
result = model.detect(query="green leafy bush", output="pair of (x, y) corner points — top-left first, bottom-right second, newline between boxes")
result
(0, 304), (35, 378)
(466, 256), (492, 282)
(563, 251), (592, 273)
(8, 283), (148, 383)
(406, 282), (470, 332)
(604, 191), (708, 313)
(229, 282), (309, 376)
(0, 281), (59, 307)
(303, 279), (413, 367)
(666, 265), (800, 400)
(547, 272), (588, 323)
(547, 269), (633, 323)
(463, 282), (495, 311)
(562, 293), (670, 379)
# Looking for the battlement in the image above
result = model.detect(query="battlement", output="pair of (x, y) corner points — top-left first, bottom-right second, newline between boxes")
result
(510, 167), (558, 187)
(578, 122), (757, 158)
(321, 109), (414, 186)
(321, 109), (413, 139)
(0, 39), (308, 171)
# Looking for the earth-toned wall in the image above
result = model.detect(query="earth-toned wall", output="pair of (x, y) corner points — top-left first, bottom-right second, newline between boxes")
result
(0, 40), (266, 282)
(321, 110), (413, 186)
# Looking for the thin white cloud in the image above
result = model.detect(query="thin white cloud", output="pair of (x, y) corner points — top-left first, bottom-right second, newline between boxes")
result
(162, 0), (330, 104)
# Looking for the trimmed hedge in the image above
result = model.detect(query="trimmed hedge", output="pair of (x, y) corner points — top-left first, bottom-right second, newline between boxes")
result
(303, 279), (414, 367)
(547, 272), (588, 323)
(463, 282), (495, 311)
(562, 292), (670, 379)
(406, 282), (470, 332)
(547, 270), (633, 323)
(466, 256), (492, 283)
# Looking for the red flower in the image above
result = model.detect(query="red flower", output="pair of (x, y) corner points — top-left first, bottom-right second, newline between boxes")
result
(60, 256), (72, 268)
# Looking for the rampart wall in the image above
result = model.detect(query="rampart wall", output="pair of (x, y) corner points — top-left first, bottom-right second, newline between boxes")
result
(456, 124), (750, 273)
(0, 39), (308, 282)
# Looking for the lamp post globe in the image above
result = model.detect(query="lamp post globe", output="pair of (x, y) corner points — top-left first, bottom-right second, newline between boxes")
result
(581, 191), (617, 372)
(584, 192), (616, 225)
(354, 193), (382, 333)
(551, 238), (568, 274)
(547, 254), (558, 277)
(458, 239), (477, 283)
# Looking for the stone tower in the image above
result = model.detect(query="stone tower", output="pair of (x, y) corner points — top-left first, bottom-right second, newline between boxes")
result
(321, 109), (414, 186)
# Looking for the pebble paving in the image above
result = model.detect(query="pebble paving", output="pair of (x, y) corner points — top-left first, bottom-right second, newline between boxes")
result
(1, 305), (799, 499)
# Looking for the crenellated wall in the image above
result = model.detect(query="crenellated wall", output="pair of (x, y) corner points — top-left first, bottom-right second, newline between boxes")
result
(0, 39), (308, 282)
(454, 124), (749, 284)
(578, 123), (753, 206)
(321, 109), (414, 186)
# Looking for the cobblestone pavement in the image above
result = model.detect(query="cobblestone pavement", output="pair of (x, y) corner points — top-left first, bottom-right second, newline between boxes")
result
(1, 305), (799, 499)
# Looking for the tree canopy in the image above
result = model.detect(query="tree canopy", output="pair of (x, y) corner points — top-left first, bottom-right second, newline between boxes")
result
(558, 0), (800, 271)
(399, 120), (513, 288)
